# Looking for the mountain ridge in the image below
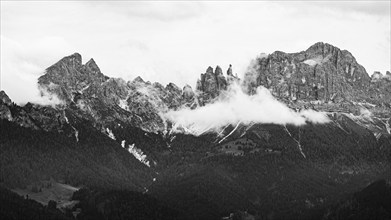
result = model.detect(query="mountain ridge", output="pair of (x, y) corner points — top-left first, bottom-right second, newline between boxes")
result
(1, 42), (390, 220)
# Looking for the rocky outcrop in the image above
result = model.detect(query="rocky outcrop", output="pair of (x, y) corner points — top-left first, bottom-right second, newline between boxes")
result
(35, 53), (237, 133)
(243, 42), (371, 103)
(181, 85), (197, 109)
(196, 66), (227, 97)
(372, 71), (391, 82)
(0, 91), (68, 131)
(0, 91), (13, 121)
(372, 71), (383, 81)
(368, 71), (391, 108)
(36, 53), (197, 133)
(38, 53), (109, 102)
(196, 65), (233, 104)
(0, 91), (12, 105)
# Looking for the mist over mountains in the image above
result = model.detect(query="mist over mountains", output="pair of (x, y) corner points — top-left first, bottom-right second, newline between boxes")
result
(1, 42), (390, 220)
(166, 83), (330, 136)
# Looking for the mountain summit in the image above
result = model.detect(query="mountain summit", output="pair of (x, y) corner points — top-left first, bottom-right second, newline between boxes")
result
(38, 53), (109, 101)
(243, 42), (371, 102)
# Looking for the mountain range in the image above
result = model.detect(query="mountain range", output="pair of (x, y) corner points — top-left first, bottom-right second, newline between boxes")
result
(0, 42), (390, 220)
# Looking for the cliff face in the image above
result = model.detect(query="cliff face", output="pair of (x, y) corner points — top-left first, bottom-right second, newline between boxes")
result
(38, 53), (109, 101)
(243, 42), (371, 103)
(36, 54), (200, 133)
(195, 65), (239, 105)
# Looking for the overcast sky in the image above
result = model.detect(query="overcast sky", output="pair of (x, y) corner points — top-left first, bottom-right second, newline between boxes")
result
(1, 1), (390, 104)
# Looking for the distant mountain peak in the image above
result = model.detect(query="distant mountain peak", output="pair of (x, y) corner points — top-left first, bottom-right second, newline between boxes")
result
(133, 76), (145, 84)
(46, 52), (82, 71)
(244, 42), (371, 103)
(0, 90), (12, 105)
(85, 58), (101, 74)
(38, 53), (108, 101)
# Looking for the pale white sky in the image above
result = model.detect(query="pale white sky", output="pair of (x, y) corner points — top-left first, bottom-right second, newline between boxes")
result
(1, 1), (390, 104)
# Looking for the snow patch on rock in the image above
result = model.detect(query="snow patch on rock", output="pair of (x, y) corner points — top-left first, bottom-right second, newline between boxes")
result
(118, 99), (129, 111)
(106, 128), (116, 140)
(73, 128), (79, 142)
(64, 112), (78, 142)
(302, 55), (328, 67)
(64, 115), (69, 124)
(80, 85), (90, 93)
(303, 59), (319, 66)
(127, 143), (150, 167)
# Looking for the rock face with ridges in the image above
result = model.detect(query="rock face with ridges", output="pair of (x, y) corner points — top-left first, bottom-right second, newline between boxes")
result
(0, 91), (13, 121)
(196, 65), (232, 105)
(38, 53), (109, 101)
(243, 42), (371, 103)
(0, 91), (12, 105)
(367, 71), (391, 108)
(36, 53), (197, 133)
(181, 84), (197, 108)
(0, 90), (67, 131)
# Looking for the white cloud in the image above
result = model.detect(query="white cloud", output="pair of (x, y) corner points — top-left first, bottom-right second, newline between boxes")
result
(165, 83), (329, 136)
(1, 1), (389, 104)
(0, 35), (71, 105)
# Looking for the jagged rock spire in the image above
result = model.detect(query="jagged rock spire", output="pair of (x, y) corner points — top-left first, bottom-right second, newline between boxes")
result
(215, 66), (223, 75)
(195, 64), (230, 102)
(133, 76), (145, 84)
(227, 64), (233, 76)
(85, 58), (101, 74)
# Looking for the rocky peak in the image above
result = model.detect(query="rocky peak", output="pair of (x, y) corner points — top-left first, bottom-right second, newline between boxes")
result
(206, 66), (214, 74)
(215, 66), (223, 75)
(196, 65), (230, 101)
(0, 90), (13, 121)
(182, 84), (195, 99)
(305, 42), (339, 58)
(133, 76), (145, 84)
(166, 82), (181, 94)
(305, 42), (370, 85)
(51, 53), (82, 70)
(368, 70), (391, 107)
(386, 71), (391, 81)
(372, 71), (391, 82)
(181, 85), (197, 109)
(84, 58), (101, 74)
(38, 53), (108, 102)
(0, 90), (12, 105)
(227, 64), (233, 76)
(243, 42), (371, 103)
(152, 82), (165, 91)
(372, 71), (383, 81)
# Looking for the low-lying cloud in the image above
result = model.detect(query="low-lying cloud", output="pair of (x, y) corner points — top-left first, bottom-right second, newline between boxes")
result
(165, 83), (329, 135)
(1, 35), (69, 106)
